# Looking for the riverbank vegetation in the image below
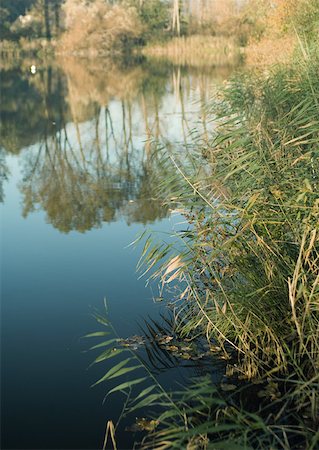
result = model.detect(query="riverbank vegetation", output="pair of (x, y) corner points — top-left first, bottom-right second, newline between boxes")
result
(86, 2), (319, 449)
(140, 35), (242, 68)
(92, 47), (319, 448)
(1, 0), (311, 63)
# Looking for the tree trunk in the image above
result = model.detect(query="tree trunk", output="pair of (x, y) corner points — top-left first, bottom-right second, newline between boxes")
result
(43, 0), (51, 40)
(54, 0), (60, 36)
(172, 0), (180, 36)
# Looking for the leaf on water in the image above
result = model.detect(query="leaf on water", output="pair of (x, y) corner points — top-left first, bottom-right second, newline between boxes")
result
(180, 353), (191, 360)
(219, 353), (231, 360)
(156, 335), (174, 345)
(180, 346), (192, 352)
(165, 345), (179, 352)
(135, 418), (159, 431)
(209, 346), (222, 353)
(257, 381), (281, 400)
(220, 383), (237, 392)
(119, 335), (145, 348)
(190, 354), (205, 361)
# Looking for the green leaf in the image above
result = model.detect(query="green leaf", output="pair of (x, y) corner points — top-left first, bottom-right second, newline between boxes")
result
(89, 338), (120, 351)
(93, 313), (109, 326)
(108, 365), (141, 380)
(129, 393), (163, 413)
(92, 358), (130, 386)
(106, 377), (147, 397)
(90, 348), (125, 366)
(84, 331), (110, 338)
(133, 385), (156, 403)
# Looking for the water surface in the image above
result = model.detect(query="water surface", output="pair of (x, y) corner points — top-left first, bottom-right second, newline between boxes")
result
(1, 56), (235, 449)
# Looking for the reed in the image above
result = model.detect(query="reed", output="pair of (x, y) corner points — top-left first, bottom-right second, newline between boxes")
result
(89, 40), (319, 450)
(141, 35), (242, 68)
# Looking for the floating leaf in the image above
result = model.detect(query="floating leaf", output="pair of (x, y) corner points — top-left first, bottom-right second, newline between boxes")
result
(120, 335), (145, 348)
(219, 353), (231, 360)
(165, 345), (179, 352)
(220, 384), (237, 392)
(180, 353), (191, 360)
(156, 335), (174, 345)
(135, 418), (159, 431)
(209, 346), (222, 353)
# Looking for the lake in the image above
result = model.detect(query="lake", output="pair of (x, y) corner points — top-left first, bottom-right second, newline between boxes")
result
(1, 55), (235, 449)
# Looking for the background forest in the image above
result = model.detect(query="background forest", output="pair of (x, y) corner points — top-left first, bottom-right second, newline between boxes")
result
(2, 0), (317, 57)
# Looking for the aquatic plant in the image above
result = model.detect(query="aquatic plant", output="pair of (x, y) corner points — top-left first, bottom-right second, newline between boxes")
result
(140, 44), (319, 448)
(88, 35), (319, 449)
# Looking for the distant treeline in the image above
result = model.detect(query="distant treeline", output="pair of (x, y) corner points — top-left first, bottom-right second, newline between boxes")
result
(1, 1), (318, 54)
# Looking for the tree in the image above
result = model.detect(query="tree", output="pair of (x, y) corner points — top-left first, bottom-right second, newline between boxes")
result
(172, 0), (181, 35)
(43, 0), (51, 39)
(60, 0), (143, 54)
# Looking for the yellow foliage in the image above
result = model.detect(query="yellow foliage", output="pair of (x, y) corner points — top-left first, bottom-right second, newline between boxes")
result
(59, 0), (142, 55)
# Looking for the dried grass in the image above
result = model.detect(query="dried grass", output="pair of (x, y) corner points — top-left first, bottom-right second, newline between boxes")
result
(142, 35), (242, 68)
(245, 35), (296, 67)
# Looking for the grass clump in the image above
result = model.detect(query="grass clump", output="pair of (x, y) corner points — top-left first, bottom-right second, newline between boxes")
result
(89, 48), (319, 448)
(123, 46), (319, 448)
(141, 35), (243, 68)
(86, 33), (319, 450)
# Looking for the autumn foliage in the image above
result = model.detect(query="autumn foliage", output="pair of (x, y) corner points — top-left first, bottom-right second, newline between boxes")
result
(59, 0), (142, 55)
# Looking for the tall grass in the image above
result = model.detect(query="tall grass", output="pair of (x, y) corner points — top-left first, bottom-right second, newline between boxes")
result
(89, 45), (319, 449)
(141, 35), (243, 68)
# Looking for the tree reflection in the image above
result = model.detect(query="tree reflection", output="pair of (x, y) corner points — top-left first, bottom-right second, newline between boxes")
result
(1, 57), (231, 232)
(20, 115), (168, 232)
(0, 149), (9, 203)
(0, 61), (69, 154)
(19, 88), (170, 232)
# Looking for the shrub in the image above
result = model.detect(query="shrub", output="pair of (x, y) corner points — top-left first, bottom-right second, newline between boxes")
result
(60, 0), (142, 55)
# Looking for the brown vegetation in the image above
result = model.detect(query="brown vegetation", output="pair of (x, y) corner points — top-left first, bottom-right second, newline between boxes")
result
(142, 35), (242, 68)
(245, 35), (296, 66)
(58, 0), (142, 56)
(243, 0), (319, 66)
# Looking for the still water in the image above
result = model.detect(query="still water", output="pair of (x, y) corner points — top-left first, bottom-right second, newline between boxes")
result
(1, 56), (234, 449)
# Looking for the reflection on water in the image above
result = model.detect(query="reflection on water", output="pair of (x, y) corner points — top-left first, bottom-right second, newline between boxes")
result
(1, 55), (235, 449)
(1, 57), (233, 231)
